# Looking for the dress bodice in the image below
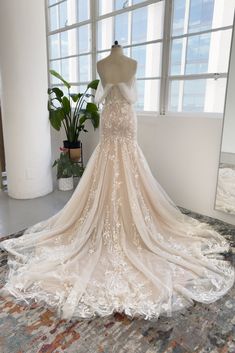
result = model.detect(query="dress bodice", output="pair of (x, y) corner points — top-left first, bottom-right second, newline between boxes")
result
(94, 75), (138, 105)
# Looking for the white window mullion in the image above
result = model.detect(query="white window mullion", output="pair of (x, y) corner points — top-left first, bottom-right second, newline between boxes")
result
(91, 0), (97, 80)
(159, 0), (172, 115)
(178, 0), (190, 110)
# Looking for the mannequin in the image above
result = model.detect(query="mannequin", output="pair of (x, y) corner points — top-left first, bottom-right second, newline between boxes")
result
(97, 41), (137, 87)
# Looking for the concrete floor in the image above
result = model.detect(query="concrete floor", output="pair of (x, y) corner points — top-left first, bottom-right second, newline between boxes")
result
(0, 184), (74, 237)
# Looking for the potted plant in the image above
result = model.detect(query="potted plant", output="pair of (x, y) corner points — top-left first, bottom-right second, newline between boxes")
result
(52, 149), (84, 191)
(48, 70), (100, 162)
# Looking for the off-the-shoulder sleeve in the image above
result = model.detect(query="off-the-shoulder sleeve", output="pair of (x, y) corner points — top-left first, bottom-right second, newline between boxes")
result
(117, 76), (138, 104)
(94, 75), (138, 105)
(94, 79), (104, 104)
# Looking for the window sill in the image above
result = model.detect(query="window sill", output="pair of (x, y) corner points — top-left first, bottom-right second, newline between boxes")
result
(136, 110), (224, 119)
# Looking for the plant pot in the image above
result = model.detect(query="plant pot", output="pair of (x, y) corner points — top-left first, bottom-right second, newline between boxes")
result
(63, 140), (81, 162)
(58, 176), (74, 191)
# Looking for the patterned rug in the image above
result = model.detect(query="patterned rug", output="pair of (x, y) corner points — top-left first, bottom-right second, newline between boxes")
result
(0, 207), (234, 353)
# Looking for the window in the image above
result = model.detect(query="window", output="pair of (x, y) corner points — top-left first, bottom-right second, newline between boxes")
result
(168, 0), (235, 114)
(46, 0), (235, 115)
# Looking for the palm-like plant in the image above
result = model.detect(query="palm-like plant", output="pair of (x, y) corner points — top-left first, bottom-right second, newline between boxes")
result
(48, 70), (100, 146)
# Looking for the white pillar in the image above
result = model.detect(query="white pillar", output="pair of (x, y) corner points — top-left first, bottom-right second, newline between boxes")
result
(0, 0), (53, 199)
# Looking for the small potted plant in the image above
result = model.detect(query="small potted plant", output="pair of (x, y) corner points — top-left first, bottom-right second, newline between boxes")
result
(52, 148), (84, 191)
(48, 70), (100, 162)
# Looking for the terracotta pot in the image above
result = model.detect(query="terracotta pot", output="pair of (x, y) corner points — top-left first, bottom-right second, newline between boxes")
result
(63, 140), (81, 162)
(69, 148), (81, 162)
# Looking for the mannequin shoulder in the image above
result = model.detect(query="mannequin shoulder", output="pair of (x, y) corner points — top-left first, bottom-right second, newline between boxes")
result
(130, 58), (137, 73)
(97, 57), (109, 68)
(125, 57), (137, 75)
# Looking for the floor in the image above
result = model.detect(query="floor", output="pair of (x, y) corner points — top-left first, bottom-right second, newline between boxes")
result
(0, 182), (75, 236)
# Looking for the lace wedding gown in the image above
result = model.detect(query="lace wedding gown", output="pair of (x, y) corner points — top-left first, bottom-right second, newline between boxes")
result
(0, 74), (234, 321)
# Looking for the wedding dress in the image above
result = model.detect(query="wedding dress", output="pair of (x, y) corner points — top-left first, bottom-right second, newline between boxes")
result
(215, 167), (235, 214)
(0, 74), (234, 321)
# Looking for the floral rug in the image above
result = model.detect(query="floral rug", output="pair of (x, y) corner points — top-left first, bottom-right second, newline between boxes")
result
(0, 207), (234, 353)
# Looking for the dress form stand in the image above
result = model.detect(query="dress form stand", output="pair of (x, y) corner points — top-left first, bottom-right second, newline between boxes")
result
(97, 40), (137, 86)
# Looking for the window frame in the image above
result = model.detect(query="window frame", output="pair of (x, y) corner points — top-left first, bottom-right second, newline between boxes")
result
(45, 0), (234, 117)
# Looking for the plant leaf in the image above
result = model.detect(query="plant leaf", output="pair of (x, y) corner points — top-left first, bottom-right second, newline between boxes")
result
(90, 111), (100, 129)
(62, 96), (70, 114)
(69, 93), (83, 102)
(86, 102), (98, 112)
(49, 109), (64, 131)
(51, 87), (64, 100)
(87, 79), (99, 90)
(79, 115), (86, 125)
(49, 69), (71, 89)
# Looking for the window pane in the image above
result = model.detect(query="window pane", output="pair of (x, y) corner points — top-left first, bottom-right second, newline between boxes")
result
(168, 81), (181, 111)
(59, 1), (68, 28)
(49, 60), (61, 84)
(207, 29), (232, 73)
(99, 0), (113, 16)
(49, 34), (60, 59)
(183, 79), (206, 111)
(48, 0), (57, 6)
(168, 78), (227, 113)
(186, 30), (233, 74)
(132, 2), (164, 44)
(97, 51), (109, 62)
(172, 0), (187, 36)
(135, 79), (160, 111)
(49, 5), (59, 31)
(61, 28), (78, 57)
(211, 0), (235, 28)
(170, 38), (184, 75)
(115, 0), (131, 11)
(78, 24), (91, 53)
(78, 0), (90, 22)
(132, 0), (147, 4)
(186, 33), (210, 74)
(61, 57), (78, 82)
(115, 12), (129, 46)
(131, 43), (162, 78)
(189, 0), (234, 33)
(132, 7), (147, 43)
(188, 0), (214, 33)
(170, 29), (232, 75)
(97, 17), (113, 50)
(172, 0), (235, 36)
(79, 55), (91, 82)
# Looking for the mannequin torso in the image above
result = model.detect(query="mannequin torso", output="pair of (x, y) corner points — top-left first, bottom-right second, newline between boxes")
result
(97, 45), (137, 87)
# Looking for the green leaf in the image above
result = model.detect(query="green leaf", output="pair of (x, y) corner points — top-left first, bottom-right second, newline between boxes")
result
(51, 87), (64, 100)
(69, 93), (83, 102)
(87, 79), (99, 90)
(49, 69), (71, 89)
(86, 102), (98, 113)
(49, 109), (64, 131)
(79, 115), (86, 125)
(62, 96), (70, 114)
(90, 111), (100, 129)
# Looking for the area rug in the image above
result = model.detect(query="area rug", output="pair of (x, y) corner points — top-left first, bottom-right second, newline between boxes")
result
(0, 207), (234, 353)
